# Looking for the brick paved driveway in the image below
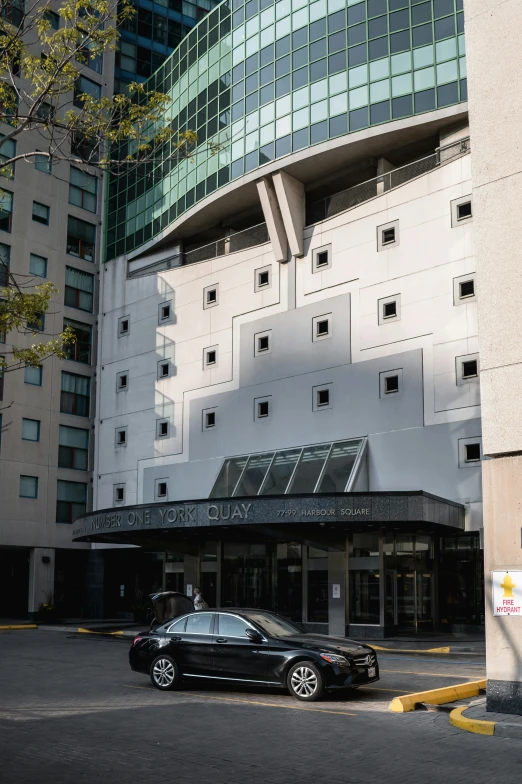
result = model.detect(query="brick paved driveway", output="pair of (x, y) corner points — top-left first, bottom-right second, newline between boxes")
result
(0, 630), (518, 784)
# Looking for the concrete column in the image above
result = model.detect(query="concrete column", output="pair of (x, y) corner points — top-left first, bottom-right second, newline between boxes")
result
(256, 177), (288, 263)
(272, 171), (305, 258)
(28, 548), (55, 613)
(328, 549), (347, 637)
(483, 457), (522, 714)
(376, 158), (395, 195)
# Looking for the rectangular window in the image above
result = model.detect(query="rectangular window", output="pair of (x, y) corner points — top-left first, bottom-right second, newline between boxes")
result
(0, 242), (10, 286)
(71, 134), (96, 163)
(118, 316), (129, 336)
(465, 443), (481, 462)
(117, 371), (128, 390)
(257, 400), (269, 418)
(63, 318), (92, 364)
(0, 190), (13, 233)
(64, 266), (94, 312)
(74, 75), (102, 108)
(205, 348), (217, 366)
(157, 481), (168, 498)
(58, 425), (89, 470)
(32, 201), (50, 225)
(44, 9), (60, 29)
(313, 245), (332, 272)
(114, 484), (125, 503)
(1, 0), (24, 27)
(27, 312), (45, 332)
(316, 388), (330, 407)
(22, 418), (40, 441)
(0, 136), (16, 178)
(157, 419), (169, 438)
(462, 359), (478, 379)
(377, 220), (400, 251)
(20, 475), (38, 499)
(203, 284), (219, 308)
(385, 375), (399, 393)
(459, 280), (475, 299)
(69, 167), (97, 213)
(56, 479), (87, 523)
(116, 427), (127, 446)
(67, 216), (96, 261)
(80, 43), (103, 74)
(158, 302), (172, 323)
(60, 371), (90, 416)
(158, 361), (170, 379)
(203, 410), (216, 430)
(24, 365), (42, 386)
(34, 152), (52, 174)
(29, 253), (47, 278)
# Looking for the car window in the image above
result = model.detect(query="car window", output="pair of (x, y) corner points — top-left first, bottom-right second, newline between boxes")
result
(166, 617), (187, 633)
(185, 613), (213, 635)
(217, 614), (251, 638)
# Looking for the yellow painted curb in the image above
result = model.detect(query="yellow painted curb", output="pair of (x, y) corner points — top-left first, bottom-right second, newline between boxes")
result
(0, 624), (37, 630)
(389, 679), (487, 712)
(77, 628), (124, 636)
(449, 705), (495, 736)
(372, 645), (451, 654)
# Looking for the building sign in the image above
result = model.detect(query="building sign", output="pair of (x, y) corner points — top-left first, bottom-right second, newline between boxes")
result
(492, 571), (522, 616)
(71, 492), (464, 542)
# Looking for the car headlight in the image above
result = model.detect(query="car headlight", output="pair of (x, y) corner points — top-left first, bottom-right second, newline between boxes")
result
(320, 653), (349, 665)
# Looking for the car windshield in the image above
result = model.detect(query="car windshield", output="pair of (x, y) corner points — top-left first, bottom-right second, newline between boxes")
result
(244, 612), (306, 638)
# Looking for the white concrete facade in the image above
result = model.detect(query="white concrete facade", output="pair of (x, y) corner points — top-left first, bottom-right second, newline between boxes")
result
(96, 135), (482, 535)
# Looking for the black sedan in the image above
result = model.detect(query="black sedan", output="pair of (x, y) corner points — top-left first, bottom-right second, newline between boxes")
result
(129, 609), (379, 702)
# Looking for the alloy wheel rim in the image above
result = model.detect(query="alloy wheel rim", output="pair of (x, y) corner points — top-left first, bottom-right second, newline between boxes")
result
(153, 659), (175, 687)
(291, 666), (318, 697)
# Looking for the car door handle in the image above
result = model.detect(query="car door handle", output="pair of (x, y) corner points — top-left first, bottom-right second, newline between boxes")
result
(216, 637), (228, 643)
(169, 636), (181, 641)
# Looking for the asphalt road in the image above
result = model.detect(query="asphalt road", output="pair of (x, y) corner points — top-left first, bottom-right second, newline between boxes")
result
(0, 630), (519, 784)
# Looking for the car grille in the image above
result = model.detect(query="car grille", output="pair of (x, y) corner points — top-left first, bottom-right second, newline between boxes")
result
(354, 653), (377, 668)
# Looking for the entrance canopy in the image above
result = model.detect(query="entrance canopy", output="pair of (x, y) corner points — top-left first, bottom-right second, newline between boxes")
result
(72, 491), (464, 549)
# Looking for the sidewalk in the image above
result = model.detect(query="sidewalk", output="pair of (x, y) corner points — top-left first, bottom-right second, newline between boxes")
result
(352, 632), (485, 656)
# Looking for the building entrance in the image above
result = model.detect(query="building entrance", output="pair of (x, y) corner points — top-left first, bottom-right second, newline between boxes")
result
(384, 535), (434, 632)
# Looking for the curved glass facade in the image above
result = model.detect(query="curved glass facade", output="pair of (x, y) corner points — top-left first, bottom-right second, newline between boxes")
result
(106, 0), (467, 261)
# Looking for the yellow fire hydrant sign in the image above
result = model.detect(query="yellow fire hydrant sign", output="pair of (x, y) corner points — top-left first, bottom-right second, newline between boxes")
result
(492, 571), (522, 616)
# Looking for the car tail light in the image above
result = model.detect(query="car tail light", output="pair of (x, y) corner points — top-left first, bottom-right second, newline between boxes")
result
(133, 636), (143, 646)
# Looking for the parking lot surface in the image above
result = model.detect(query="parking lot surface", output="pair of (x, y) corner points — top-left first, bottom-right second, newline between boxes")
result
(0, 630), (519, 784)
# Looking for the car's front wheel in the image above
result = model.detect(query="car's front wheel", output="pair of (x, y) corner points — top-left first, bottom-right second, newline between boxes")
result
(150, 655), (180, 691)
(287, 661), (325, 702)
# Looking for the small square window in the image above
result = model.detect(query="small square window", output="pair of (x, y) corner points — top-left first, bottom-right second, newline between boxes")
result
(159, 302), (172, 323)
(383, 301), (397, 319)
(157, 481), (168, 498)
(316, 319), (329, 337)
(114, 484), (125, 503)
(451, 196), (473, 227)
(457, 201), (472, 221)
(116, 428), (127, 446)
(118, 316), (130, 336)
(204, 284), (219, 308)
(20, 475), (38, 498)
(462, 359), (478, 379)
(257, 334), (270, 353)
(157, 419), (169, 438)
(22, 418), (40, 442)
(312, 244), (332, 273)
(117, 372), (128, 391)
(377, 220), (399, 251)
(317, 388), (330, 407)
(385, 375), (399, 394)
(459, 280), (475, 299)
(258, 400), (269, 418)
(158, 361), (170, 379)
(204, 410), (216, 430)
(32, 201), (50, 225)
(465, 443), (481, 462)
(255, 266), (272, 291)
(206, 349), (217, 366)
(24, 365), (42, 386)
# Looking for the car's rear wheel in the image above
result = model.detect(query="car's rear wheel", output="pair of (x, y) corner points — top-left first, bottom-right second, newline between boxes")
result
(287, 661), (324, 702)
(150, 655), (180, 691)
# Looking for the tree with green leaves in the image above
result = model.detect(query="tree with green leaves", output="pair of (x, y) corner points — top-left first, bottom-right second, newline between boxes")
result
(0, 0), (208, 379)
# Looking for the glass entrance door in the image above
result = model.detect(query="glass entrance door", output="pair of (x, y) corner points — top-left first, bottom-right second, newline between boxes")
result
(384, 535), (434, 632)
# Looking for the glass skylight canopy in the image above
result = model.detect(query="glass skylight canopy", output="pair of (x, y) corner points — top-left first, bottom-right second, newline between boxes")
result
(209, 438), (366, 498)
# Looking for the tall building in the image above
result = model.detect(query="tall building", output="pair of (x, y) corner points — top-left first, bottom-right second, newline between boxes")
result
(465, 0), (522, 715)
(73, 0), (486, 637)
(0, 17), (116, 618)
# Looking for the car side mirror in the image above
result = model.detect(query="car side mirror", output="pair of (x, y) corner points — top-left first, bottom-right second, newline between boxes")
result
(245, 628), (263, 643)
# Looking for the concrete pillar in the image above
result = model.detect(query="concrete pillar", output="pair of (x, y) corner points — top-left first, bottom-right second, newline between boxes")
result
(28, 548), (55, 613)
(328, 549), (347, 637)
(376, 158), (395, 194)
(483, 457), (522, 714)
(272, 171), (305, 258)
(256, 177), (288, 263)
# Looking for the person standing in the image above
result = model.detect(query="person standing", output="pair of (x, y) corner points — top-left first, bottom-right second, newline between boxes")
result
(193, 587), (208, 611)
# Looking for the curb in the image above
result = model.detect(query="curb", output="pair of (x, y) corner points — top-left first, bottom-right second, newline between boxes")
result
(389, 679), (487, 712)
(373, 645), (451, 654)
(449, 705), (495, 735)
(77, 627), (126, 637)
(0, 624), (37, 630)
